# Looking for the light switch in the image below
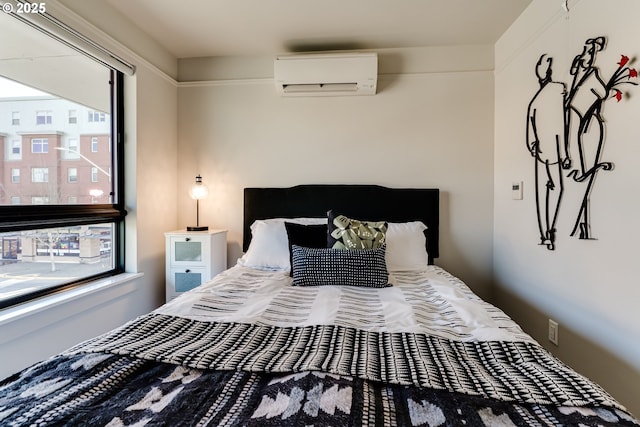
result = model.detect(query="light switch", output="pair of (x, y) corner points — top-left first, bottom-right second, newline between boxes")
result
(512, 181), (523, 200)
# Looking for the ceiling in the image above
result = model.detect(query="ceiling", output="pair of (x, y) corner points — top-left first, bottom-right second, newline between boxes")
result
(104, 0), (532, 59)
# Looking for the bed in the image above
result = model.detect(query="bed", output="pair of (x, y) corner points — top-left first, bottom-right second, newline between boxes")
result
(0, 184), (637, 426)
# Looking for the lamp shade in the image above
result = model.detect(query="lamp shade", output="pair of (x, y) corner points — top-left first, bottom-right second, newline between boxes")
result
(189, 175), (209, 200)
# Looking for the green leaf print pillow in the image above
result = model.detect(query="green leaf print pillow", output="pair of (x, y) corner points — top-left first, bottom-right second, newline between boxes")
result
(327, 211), (387, 250)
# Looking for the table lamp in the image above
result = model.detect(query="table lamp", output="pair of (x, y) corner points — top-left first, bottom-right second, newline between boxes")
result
(187, 174), (209, 231)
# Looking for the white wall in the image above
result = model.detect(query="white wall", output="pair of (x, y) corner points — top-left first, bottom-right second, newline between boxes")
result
(177, 46), (496, 298)
(494, 0), (640, 413)
(0, 0), (179, 378)
(55, 0), (180, 306)
(124, 65), (178, 306)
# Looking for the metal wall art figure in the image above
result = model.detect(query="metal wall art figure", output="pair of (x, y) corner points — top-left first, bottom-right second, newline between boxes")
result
(526, 36), (637, 250)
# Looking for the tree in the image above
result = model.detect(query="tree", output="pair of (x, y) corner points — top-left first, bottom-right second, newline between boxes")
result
(26, 228), (64, 272)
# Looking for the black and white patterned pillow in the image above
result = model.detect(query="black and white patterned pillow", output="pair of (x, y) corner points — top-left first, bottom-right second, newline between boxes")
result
(285, 222), (328, 277)
(291, 244), (390, 288)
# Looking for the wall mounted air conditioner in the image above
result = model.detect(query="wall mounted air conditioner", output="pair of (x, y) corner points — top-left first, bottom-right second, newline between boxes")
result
(274, 52), (377, 97)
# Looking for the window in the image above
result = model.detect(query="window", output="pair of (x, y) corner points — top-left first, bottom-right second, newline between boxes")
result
(91, 136), (98, 152)
(88, 110), (106, 122)
(31, 196), (50, 205)
(66, 138), (80, 158)
(2, 236), (18, 259)
(36, 111), (52, 125)
(31, 138), (48, 153)
(0, 8), (128, 309)
(31, 167), (49, 183)
(11, 139), (21, 156)
(68, 167), (77, 183)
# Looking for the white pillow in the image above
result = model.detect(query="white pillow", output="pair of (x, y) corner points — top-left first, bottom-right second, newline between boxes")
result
(385, 221), (429, 271)
(238, 218), (327, 270)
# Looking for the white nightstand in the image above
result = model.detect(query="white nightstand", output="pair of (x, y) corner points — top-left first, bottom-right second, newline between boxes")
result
(165, 229), (227, 302)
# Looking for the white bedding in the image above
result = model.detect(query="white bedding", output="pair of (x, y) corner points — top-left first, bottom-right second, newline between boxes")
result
(157, 264), (535, 344)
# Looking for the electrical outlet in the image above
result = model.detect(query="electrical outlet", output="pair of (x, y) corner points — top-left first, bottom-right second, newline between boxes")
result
(548, 319), (559, 345)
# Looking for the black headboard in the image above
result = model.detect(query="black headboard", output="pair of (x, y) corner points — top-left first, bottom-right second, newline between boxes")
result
(243, 185), (439, 264)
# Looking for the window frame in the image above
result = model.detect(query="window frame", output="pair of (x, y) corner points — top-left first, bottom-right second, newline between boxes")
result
(31, 138), (49, 153)
(0, 71), (126, 309)
(68, 167), (78, 183)
(36, 110), (52, 125)
(11, 139), (21, 156)
(88, 110), (106, 123)
(31, 167), (49, 183)
(68, 109), (77, 124)
(67, 138), (79, 158)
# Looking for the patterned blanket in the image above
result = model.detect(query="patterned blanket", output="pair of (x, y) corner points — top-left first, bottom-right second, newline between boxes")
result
(67, 313), (625, 410)
(2, 265), (638, 425)
(1, 352), (638, 426)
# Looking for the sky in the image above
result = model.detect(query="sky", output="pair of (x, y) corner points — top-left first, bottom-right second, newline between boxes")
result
(0, 76), (47, 98)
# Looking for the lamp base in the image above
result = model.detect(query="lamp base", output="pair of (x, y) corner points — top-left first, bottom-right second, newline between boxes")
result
(186, 225), (209, 231)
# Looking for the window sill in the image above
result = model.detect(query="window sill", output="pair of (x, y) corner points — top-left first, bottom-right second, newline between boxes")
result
(0, 272), (143, 327)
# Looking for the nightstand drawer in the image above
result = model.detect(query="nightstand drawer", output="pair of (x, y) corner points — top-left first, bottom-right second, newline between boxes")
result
(166, 266), (210, 300)
(168, 235), (210, 267)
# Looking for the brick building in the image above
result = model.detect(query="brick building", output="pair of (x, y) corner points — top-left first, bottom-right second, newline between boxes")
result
(0, 91), (112, 264)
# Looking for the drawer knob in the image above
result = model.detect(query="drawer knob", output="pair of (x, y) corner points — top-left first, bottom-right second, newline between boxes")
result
(185, 237), (191, 242)
(185, 269), (191, 273)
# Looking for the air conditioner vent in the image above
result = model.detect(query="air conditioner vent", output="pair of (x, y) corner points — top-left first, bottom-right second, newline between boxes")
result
(274, 52), (377, 97)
